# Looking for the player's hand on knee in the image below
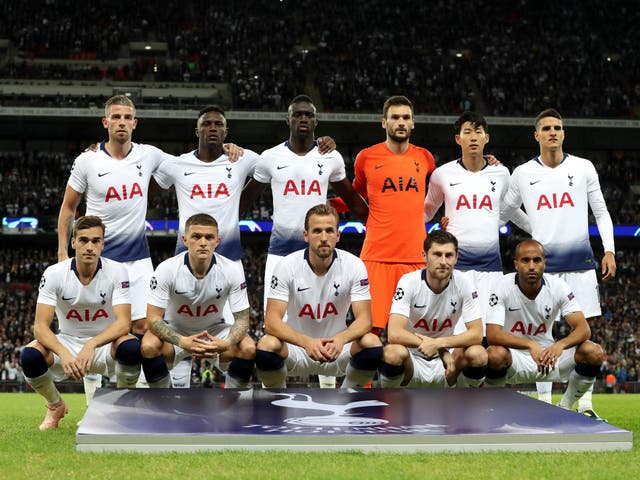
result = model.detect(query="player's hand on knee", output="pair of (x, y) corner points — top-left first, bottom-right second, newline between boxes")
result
(61, 352), (84, 381)
(306, 338), (332, 363)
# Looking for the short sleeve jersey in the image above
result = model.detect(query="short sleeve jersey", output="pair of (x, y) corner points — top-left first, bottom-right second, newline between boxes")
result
(37, 257), (130, 338)
(67, 142), (173, 261)
(148, 252), (249, 336)
(424, 160), (511, 271)
(254, 141), (346, 255)
(354, 142), (435, 263)
(390, 269), (481, 338)
(268, 248), (370, 338)
(154, 149), (259, 260)
(486, 273), (581, 348)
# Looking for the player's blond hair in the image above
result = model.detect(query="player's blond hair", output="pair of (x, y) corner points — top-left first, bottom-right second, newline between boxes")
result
(104, 95), (136, 117)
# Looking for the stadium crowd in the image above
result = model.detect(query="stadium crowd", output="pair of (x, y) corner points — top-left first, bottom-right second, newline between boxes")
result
(1, 0), (640, 116)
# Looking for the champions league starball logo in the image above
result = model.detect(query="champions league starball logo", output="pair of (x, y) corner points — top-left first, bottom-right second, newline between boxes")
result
(272, 393), (389, 427)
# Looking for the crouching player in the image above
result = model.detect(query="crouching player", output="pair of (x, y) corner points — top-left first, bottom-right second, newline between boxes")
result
(380, 230), (487, 387)
(485, 240), (604, 410)
(256, 204), (382, 388)
(21, 216), (141, 430)
(140, 213), (255, 388)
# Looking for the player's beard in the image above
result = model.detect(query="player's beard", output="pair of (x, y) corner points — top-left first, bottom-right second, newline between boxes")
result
(388, 128), (411, 143)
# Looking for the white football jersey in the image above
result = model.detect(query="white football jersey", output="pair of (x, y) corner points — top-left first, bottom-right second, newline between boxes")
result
(268, 248), (370, 338)
(148, 252), (249, 336)
(254, 141), (346, 255)
(37, 258), (130, 338)
(67, 142), (173, 261)
(504, 154), (602, 272)
(424, 160), (510, 271)
(390, 269), (481, 338)
(486, 273), (581, 348)
(154, 149), (259, 260)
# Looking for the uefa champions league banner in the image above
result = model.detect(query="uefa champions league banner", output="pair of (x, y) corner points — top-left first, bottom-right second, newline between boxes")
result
(4, 217), (640, 237)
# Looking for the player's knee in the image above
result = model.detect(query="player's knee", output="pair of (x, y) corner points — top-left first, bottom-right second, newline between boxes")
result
(115, 337), (142, 366)
(141, 355), (169, 382)
(350, 346), (383, 371)
(256, 334), (281, 353)
(255, 349), (285, 371)
(486, 346), (509, 369)
(464, 345), (488, 366)
(140, 336), (162, 359)
(382, 344), (408, 365)
(228, 357), (254, 382)
(576, 341), (604, 366)
(236, 336), (256, 359)
(359, 332), (383, 349)
(20, 347), (48, 378)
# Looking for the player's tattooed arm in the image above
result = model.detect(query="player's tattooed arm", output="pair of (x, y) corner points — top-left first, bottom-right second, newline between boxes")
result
(149, 318), (181, 346)
(227, 308), (250, 347)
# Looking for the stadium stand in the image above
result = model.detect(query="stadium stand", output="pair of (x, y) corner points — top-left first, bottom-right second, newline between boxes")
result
(1, 0), (639, 116)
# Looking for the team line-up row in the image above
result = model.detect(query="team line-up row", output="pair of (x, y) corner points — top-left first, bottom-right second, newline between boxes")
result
(26, 94), (617, 429)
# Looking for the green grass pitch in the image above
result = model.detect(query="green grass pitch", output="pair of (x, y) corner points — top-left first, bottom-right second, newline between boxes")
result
(0, 392), (638, 479)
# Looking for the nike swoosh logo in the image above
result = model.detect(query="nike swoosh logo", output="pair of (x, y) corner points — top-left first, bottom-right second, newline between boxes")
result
(174, 290), (188, 294)
(62, 296), (74, 301)
(449, 182), (461, 186)
(374, 164), (384, 169)
(297, 287), (310, 292)
(98, 172), (110, 177)
(529, 180), (541, 185)
(277, 165), (289, 170)
(183, 172), (196, 176)
(413, 304), (426, 308)
(508, 307), (521, 311)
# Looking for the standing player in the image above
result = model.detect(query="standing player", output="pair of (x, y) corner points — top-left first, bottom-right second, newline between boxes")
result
(154, 106), (260, 261)
(56, 95), (174, 393)
(241, 94), (368, 314)
(20, 216), (141, 430)
(424, 111), (530, 337)
(353, 95), (436, 335)
(380, 230), (487, 388)
(485, 240), (604, 411)
(502, 109), (615, 418)
(255, 204), (382, 388)
(140, 214), (255, 388)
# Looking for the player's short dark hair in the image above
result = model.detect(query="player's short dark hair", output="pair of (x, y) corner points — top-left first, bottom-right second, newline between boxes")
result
(185, 213), (218, 231)
(423, 230), (458, 253)
(454, 111), (488, 134)
(514, 239), (545, 259)
(73, 216), (105, 237)
(104, 94), (135, 117)
(288, 95), (316, 115)
(304, 204), (339, 231)
(534, 108), (562, 128)
(383, 95), (414, 118)
(198, 105), (226, 121)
